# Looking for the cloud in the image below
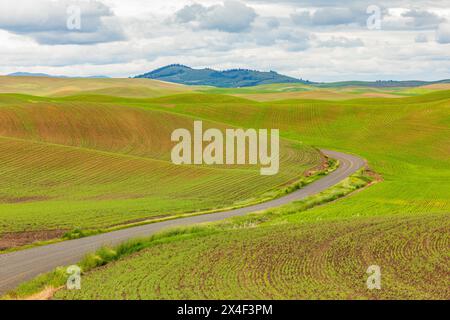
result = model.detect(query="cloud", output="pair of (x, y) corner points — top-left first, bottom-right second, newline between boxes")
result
(284, 32), (311, 51)
(312, 8), (365, 26)
(291, 7), (368, 26)
(415, 34), (428, 43)
(402, 9), (444, 29)
(175, 4), (207, 24)
(317, 36), (364, 48)
(0, 0), (125, 45)
(290, 11), (312, 25)
(175, 0), (257, 33)
(291, 6), (448, 31)
(266, 18), (280, 29)
(436, 23), (450, 44)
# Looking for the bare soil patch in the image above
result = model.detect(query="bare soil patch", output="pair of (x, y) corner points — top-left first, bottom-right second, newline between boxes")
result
(0, 195), (51, 204)
(0, 229), (66, 250)
(304, 151), (329, 177)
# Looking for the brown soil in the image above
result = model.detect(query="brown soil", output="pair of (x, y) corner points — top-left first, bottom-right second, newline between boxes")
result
(303, 151), (329, 177)
(0, 229), (67, 250)
(364, 167), (384, 183)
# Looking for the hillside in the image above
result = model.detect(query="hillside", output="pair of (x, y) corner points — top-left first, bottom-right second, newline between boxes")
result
(134, 64), (311, 88)
(0, 91), (322, 248)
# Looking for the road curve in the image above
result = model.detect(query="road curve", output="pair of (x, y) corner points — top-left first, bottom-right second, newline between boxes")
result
(0, 150), (365, 295)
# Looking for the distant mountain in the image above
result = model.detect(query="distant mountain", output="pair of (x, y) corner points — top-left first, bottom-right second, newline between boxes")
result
(7, 72), (64, 78)
(134, 64), (312, 88)
(6, 72), (109, 79)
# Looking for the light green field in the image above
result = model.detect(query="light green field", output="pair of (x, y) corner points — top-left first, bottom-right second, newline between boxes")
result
(1, 77), (449, 299)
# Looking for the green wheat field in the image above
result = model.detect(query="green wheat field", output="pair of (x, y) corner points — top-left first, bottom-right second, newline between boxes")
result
(0, 76), (449, 299)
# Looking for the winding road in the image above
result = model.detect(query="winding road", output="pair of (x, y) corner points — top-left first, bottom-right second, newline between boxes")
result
(0, 149), (365, 295)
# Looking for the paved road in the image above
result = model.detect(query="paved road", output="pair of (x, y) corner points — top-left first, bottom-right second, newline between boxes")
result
(0, 149), (365, 294)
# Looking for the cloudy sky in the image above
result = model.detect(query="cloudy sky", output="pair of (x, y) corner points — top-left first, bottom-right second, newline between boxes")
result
(1, 0), (449, 81)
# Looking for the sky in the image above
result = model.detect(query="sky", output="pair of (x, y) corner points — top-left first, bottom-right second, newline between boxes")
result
(0, 0), (449, 81)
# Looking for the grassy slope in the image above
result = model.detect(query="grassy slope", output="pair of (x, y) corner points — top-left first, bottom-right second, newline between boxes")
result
(54, 89), (450, 300)
(0, 93), (321, 235)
